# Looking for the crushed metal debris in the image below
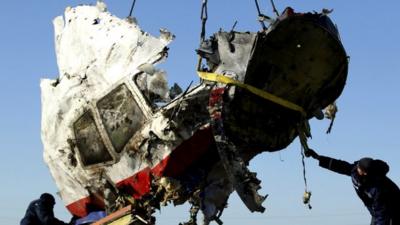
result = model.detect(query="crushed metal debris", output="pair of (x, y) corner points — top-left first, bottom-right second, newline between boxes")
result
(41, 2), (348, 225)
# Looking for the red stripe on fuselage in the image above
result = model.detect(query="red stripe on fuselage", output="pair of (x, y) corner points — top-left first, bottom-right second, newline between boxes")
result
(152, 127), (214, 177)
(66, 127), (214, 217)
(66, 195), (105, 218)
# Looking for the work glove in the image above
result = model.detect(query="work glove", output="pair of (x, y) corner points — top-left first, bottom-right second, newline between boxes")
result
(304, 148), (320, 159)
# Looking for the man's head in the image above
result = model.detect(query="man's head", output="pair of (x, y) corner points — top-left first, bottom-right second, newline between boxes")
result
(357, 157), (389, 177)
(40, 193), (56, 206)
(356, 157), (373, 176)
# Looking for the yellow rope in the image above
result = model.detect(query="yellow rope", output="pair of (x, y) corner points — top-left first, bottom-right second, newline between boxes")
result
(197, 71), (307, 116)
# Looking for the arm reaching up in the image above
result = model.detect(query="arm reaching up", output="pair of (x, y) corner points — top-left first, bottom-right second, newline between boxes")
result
(305, 149), (353, 176)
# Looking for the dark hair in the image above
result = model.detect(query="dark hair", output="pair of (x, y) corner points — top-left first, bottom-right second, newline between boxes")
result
(357, 157), (373, 173)
(358, 158), (389, 177)
(40, 193), (55, 205)
(371, 159), (389, 176)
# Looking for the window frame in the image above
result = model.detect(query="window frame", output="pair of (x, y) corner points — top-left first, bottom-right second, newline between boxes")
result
(71, 75), (153, 170)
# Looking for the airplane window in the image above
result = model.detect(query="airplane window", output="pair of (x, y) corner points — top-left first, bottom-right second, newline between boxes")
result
(134, 72), (171, 109)
(97, 84), (145, 153)
(73, 110), (113, 166)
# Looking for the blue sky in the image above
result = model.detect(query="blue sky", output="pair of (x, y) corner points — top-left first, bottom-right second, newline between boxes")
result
(0, 1), (399, 225)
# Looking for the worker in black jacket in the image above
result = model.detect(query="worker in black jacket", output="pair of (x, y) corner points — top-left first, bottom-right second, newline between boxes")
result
(306, 149), (400, 225)
(20, 193), (69, 225)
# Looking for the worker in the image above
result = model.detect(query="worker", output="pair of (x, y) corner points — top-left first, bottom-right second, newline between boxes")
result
(20, 193), (69, 225)
(306, 149), (400, 225)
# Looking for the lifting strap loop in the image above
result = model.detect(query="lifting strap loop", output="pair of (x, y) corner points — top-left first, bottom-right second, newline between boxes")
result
(197, 71), (307, 116)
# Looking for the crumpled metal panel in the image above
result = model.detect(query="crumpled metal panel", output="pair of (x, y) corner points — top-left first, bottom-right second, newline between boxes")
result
(200, 8), (348, 151)
(198, 32), (257, 81)
(41, 2), (174, 213)
(41, 3), (349, 225)
(197, 7), (348, 221)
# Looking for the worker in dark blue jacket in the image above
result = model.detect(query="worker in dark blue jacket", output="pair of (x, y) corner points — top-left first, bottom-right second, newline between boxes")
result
(306, 149), (400, 225)
(20, 193), (69, 225)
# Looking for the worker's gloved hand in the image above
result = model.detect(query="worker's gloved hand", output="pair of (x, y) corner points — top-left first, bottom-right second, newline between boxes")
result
(305, 148), (320, 159)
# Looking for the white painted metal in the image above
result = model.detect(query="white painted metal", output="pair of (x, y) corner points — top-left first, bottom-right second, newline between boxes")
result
(41, 2), (174, 206)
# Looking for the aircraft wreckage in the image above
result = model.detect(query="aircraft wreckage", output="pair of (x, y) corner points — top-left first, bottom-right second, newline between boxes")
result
(41, 1), (348, 224)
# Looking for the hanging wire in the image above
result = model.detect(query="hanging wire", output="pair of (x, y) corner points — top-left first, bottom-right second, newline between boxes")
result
(230, 21), (238, 33)
(301, 145), (312, 210)
(254, 0), (267, 30)
(253, 0), (281, 29)
(197, 0), (208, 71)
(298, 129), (309, 190)
(270, 0), (280, 17)
(298, 123), (312, 210)
(254, 0), (262, 16)
(325, 102), (338, 134)
(128, 0), (137, 17)
(200, 0), (208, 42)
(300, 146), (309, 186)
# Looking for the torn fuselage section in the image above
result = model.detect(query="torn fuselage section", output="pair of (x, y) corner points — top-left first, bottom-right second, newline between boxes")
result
(41, 3), (348, 225)
(41, 2), (185, 218)
(199, 8), (348, 151)
(198, 7), (348, 217)
(42, 3), (225, 223)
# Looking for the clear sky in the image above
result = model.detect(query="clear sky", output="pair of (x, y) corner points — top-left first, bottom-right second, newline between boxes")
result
(0, 1), (399, 225)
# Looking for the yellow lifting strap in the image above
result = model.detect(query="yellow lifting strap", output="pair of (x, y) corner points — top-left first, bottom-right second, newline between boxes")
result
(197, 71), (307, 116)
